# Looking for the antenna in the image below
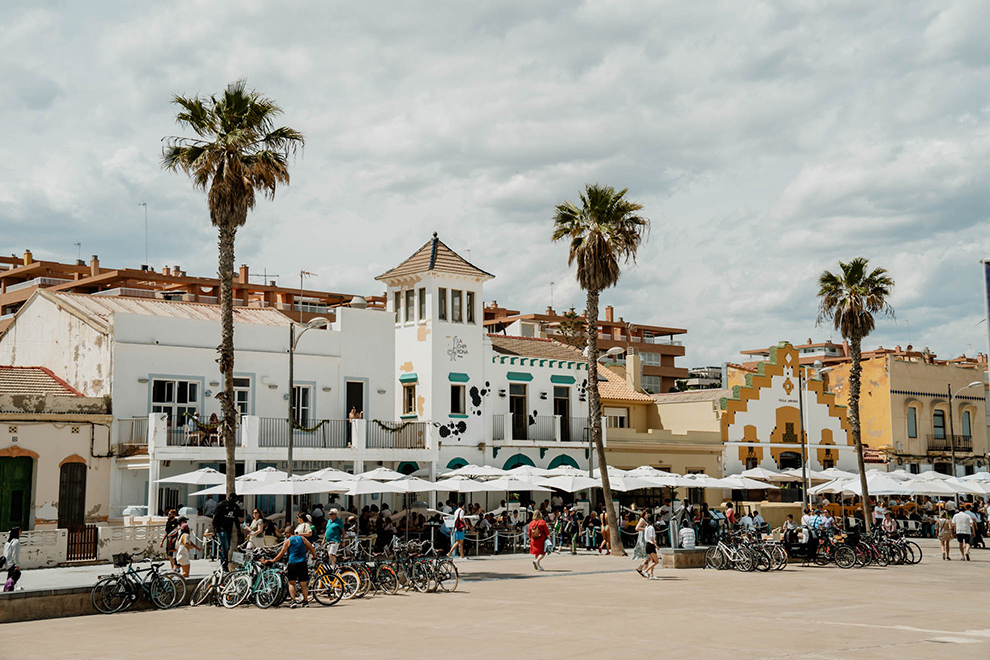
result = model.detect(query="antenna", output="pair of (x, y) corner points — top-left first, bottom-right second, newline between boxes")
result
(74, 242), (81, 261)
(298, 270), (313, 322)
(550, 281), (555, 309)
(138, 202), (148, 265)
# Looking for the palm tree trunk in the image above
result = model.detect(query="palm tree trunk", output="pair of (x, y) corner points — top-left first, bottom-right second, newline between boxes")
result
(217, 223), (238, 497)
(586, 290), (625, 556)
(849, 336), (872, 532)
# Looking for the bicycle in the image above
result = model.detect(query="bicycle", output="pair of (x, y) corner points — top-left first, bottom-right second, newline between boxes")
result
(91, 553), (180, 614)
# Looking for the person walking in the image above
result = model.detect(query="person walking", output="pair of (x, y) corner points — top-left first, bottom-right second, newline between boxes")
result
(175, 522), (201, 578)
(160, 510), (180, 570)
(936, 511), (953, 560)
(632, 512), (649, 562)
(635, 513), (658, 578)
(529, 511), (550, 571)
(212, 492), (242, 571)
(324, 508), (346, 567)
(266, 527), (316, 607)
(952, 506), (974, 561)
(2, 528), (21, 583)
(447, 503), (468, 560)
(600, 509), (612, 555)
(247, 508), (265, 549)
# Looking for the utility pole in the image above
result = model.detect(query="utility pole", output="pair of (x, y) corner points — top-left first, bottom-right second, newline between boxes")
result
(298, 270), (313, 322)
(139, 202), (148, 265)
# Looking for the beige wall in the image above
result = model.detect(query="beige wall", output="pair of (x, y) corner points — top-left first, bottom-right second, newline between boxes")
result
(0, 398), (113, 530)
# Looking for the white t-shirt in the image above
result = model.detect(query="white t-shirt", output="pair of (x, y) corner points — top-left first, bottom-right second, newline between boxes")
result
(679, 526), (696, 549)
(952, 511), (973, 535)
(739, 515), (753, 528)
(643, 524), (657, 545)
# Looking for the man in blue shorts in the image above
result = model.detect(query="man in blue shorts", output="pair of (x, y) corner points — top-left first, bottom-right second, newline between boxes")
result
(267, 527), (316, 607)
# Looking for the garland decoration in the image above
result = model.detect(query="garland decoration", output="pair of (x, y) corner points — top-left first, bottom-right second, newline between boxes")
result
(291, 418), (329, 433)
(371, 419), (418, 434)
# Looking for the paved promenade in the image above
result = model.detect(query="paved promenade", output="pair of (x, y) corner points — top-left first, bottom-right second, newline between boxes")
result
(3, 539), (988, 658)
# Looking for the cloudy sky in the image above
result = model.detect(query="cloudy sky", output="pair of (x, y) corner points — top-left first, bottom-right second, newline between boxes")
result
(2, 1), (989, 366)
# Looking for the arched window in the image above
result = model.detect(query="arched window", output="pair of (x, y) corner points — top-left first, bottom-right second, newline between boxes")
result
(961, 410), (972, 438)
(932, 410), (946, 439)
(906, 406), (918, 439)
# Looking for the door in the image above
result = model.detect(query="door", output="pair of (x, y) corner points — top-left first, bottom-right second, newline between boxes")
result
(0, 457), (32, 532)
(553, 387), (570, 442)
(58, 462), (87, 528)
(346, 381), (365, 418)
(509, 384), (527, 440)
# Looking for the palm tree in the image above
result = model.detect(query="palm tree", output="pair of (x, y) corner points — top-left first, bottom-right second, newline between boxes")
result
(817, 257), (894, 532)
(162, 80), (304, 496)
(552, 183), (649, 557)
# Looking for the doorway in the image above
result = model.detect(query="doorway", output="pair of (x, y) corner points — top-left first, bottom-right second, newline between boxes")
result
(553, 387), (570, 442)
(0, 456), (32, 532)
(346, 381), (365, 418)
(58, 463), (87, 528)
(509, 384), (527, 440)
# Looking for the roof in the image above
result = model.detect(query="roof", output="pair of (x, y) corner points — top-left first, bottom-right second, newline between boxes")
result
(39, 290), (294, 333)
(653, 389), (732, 403)
(376, 233), (495, 282)
(0, 366), (82, 396)
(489, 335), (654, 402)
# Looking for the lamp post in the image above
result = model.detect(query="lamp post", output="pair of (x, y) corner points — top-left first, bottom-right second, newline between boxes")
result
(947, 380), (982, 504)
(798, 361), (833, 512)
(287, 317), (330, 517)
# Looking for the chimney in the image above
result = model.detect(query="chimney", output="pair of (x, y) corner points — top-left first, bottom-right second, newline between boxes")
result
(546, 306), (554, 315)
(23, 250), (33, 266)
(174, 265), (181, 277)
(895, 345), (901, 352)
(269, 280), (276, 287)
(163, 266), (171, 276)
(90, 255), (99, 277)
(626, 352), (642, 391)
(605, 306), (614, 322)
(239, 264), (249, 284)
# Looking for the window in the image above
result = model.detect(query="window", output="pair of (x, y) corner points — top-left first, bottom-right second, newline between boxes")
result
(292, 385), (312, 425)
(932, 410), (946, 439)
(451, 290), (463, 323)
(394, 292), (401, 322)
(604, 406), (628, 429)
(438, 288), (447, 321)
(641, 351), (662, 366)
(962, 410), (972, 438)
(233, 377), (251, 416)
(450, 385), (466, 414)
(403, 384), (417, 416)
(405, 290), (415, 323)
(642, 375), (662, 394)
(909, 463), (920, 474)
(418, 288), (426, 320)
(151, 379), (200, 426)
(906, 406), (917, 438)
(466, 292), (475, 324)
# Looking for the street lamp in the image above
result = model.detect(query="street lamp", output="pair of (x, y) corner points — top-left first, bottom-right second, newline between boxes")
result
(947, 380), (983, 502)
(287, 317), (331, 477)
(797, 361), (833, 511)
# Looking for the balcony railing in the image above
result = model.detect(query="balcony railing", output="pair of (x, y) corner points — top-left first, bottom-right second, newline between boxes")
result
(927, 434), (973, 453)
(93, 287), (158, 299)
(367, 421), (428, 449)
(165, 423), (242, 447)
(117, 417), (149, 456)
(493, 414), (567, 442)
(6, 276), (72, 293)
(566, 417), (589, 443)
(257, 417), (348, 448)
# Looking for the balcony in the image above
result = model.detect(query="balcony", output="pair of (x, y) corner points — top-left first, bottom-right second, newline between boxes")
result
(6, 276), (72, 293)
(116, 417), (149, 456)
(367, 421), (428, 449)
(492, 414), (586, 443)
(927, 434), (973, 453)
(257, 417), (348, 449)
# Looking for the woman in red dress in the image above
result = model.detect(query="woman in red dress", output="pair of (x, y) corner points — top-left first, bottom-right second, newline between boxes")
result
(529, 511), (550, 571)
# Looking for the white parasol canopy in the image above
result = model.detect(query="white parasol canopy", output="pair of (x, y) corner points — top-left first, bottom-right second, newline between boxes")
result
(739, 467), (796, 482)
(604, 475), (661, 492)
(306, 467), (354, 481)
(545, 465), (587, 477)
(959, 471), (990, 483)
(341, 479), (408, 496)
(505, 465), (558, 478)
(357, 467), (406, 481)
(625, 466), (681, 478)
(470, 476), (552, 493)
(720, 475), (781, 490)
(945, 477), (989, 496)
(842, 473), (913, 497)
(808, 478), (851, 495)
(238, 467), (288, 483)
(440, 464), (507, 479)
(432, 476), (489, 493)
(780, 467), (831, 482)
(156, 467), (226, 485)
(241, 475), (351, 496)
(903, 479), (959, 497)
(541, 476), (601, 493)
(819, 467), (857, 480)
(188, 479), (262, 497)
(387, 477), (444, 493)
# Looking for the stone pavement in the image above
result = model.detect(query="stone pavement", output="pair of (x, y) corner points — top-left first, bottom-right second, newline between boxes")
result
(3, 538), (989, 659)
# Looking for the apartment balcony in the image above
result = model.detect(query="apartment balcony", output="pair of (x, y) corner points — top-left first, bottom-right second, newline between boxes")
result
(5, 276), (73, 293)
(926, 434), (973, 453)
(116, 417), (149, 456)
(492, 414), (588, 443)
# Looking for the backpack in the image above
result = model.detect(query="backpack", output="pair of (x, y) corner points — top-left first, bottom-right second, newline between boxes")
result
(454, 514), (466, 531)
(529, 521), (544, 541)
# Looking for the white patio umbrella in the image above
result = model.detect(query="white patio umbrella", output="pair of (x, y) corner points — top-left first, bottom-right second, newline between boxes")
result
(946, 477), (989, 496)
(156, 467), (226, 485)
(912, 471), (954, 481)
(545, 465), (587, 477)
(809, 478), (851, 495)
(188, 479), (261, 497)
(433, 476), (489, 493)
(780, 467), (831, 482)
(505, 465), (557, 478)
(819, 467), (857, 480)
(306, 466), (354, 481)
(479, 477), (553, 493)
(541, 476), (601, 493)
(357, 467), (406, 481)
(903, 479), (959, 497)
(388, 477), (443, 493)
(440, 464), (507, 479)
(626, 466), (681, 478)
(238, 467), (288, 482)
(341, 479), (408, 496)
(642, 473), (701, 488)
(592, 466), (628, 478)
(739, 467), (795, 482)
(720, 475), (781, 490)
(243, 476), (351, 496)
(884, 469), (915, 481)
(842, 473), (913, 497)
(959, 471), (990, 482)
(604, 476), (661, 492)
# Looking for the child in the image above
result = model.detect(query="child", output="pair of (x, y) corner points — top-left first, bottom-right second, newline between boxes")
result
(4, 567), (21, 592)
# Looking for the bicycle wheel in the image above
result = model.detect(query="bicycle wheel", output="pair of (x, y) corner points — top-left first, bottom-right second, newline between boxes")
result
(338, 569), (361, 600)
(254, 569), (283, 609)
(310, 571), (343, 607)
(814, 545), (831, 566)
(375, 565), (399, 595)
(149, 575), (177, 610)
(874, 546), (891, 567)
(410, 562), (431, 592)
(92, 576), (127, 614)
(704, 547), (724, 570)
(753, 548), (772, 572)
(734, 547), (755, 572)
(906, 541), (922, 564)
(160, 570), (187, 608)
(190, 576), (214, 607)
(834, 545), (856, 569)
(352, 563), (372, 598)
(772, 545), (788, 571)
(220, 573), (252, 609)
(435, 560), (458, 593)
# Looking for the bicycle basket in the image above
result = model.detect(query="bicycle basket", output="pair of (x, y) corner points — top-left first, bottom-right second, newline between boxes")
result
(112, 553), (131, 568)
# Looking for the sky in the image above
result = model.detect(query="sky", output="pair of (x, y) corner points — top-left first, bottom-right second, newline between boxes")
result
(2, 0), (989, 367)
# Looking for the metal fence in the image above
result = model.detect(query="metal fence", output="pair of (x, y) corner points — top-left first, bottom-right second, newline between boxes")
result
(493, 414), (506, 441)
(165, 421), (241, 447)
(116, 417), (148, 455)
(367, 421), (428, 449)
(927, 433), (973, 452)
(258, 418), (348, 448)
(567, 417), (589, 443)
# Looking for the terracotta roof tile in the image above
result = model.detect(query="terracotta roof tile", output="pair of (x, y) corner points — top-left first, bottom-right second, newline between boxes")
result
(0, 366), (82, 396)
(653, 389), (732, 403)
(376, 234), (494, 281)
